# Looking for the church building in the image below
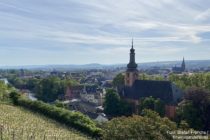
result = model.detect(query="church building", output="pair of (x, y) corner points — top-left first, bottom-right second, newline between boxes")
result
(121, 40), (183, 118)
(172, 57), (186, 73)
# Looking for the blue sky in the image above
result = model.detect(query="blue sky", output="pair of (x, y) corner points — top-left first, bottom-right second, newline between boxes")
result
(0, 0), (210, 66)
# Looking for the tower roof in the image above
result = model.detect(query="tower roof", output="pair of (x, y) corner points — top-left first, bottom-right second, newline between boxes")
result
(130, 38), (135, 53)
(182, 57), (185, 66)
(131, 38), (134, 49)
(127, 39), (137, 71)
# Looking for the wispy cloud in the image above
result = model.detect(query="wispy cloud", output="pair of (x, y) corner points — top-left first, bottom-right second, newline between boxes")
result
(0, 0), (210, 65)
(195, 8), (210, 21)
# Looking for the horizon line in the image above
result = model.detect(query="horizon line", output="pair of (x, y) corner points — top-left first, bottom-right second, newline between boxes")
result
(0, 59), (210, 68)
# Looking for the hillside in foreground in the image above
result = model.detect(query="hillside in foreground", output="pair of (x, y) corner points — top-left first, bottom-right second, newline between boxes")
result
(0, 104), (90, 140)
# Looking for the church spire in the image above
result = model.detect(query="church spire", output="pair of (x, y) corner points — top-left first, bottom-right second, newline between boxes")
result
(182, 57), (185, 65)
(132, 38), (134, 49)
(181, 57), (185, 71)
(125, 39), (139, 86)
(127, 39), (137, 71)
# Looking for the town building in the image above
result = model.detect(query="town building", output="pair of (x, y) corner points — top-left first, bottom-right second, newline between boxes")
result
(65, 85), (84, 99)
(172, 57), (186, 73)
(65, 84), (103, 105)
(121, 40), (183, 118)
(80, 85), (103, 105)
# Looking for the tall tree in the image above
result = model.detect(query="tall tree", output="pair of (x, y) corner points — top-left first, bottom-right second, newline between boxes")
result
(36, 77), (64, 102)
(154, 99), (165, 117)
(176, 87), (210, 130)
(104, 89), (132, 117)
(112, 73), (124, 93)
(102, 110), (177, 140)
(140, 97), (165, 117)
(112, 73), (124, 87)
(104, 89), (121, 117)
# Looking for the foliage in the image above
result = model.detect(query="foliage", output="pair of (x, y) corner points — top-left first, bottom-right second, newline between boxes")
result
(0, 104), (90, 140)
(103, 89), (121, 117)
(139, 96), (165, 117)
(154, 98), (165, 117)
(102, 109), (177, 140)
(139, 73), (164, 81)
(112, 73), (124, 88)
(35, 77), (79, 102)
(179, 120), (189, 130)
(0, 81), (14, 103)
(184, 87), (210, 106)
(35, 77), (65, 102)
(8, 77), (40, 91)
(119, 99), (132, 116)
(176, 87), (210, 130)
(8, 76), (78, 102)
(112, 73), (125, 95)
(104, 89), (132, 117)
(140, 96), (155, 110)
(10, 91), (21, 105)
(169, 72), (210, 91)
(54, 99), (68, 109)
(10, 92), (102, 137)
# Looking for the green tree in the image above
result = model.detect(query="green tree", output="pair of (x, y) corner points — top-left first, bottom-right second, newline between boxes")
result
(112, 73), (124, 87)
(13, 78), (26, 89)
(119, 99), (132, 116)
(103, 89), (121, 117)
(54, 100), (68, 109)
(140, 97), (165, 117)
(139, 73), (164, 81)
(176, 102), (202, 130)
(104, 89), (132, 117)
(154, 99), (165, 117)
(102, 109), (177, 140)
(176, 87), (210, 130)
(112, 73), (124, 94)
(9, 91), (21, 105)
(25, 78), (40, 91)
(169, 72), (210, 91)
(139, 73), (149, 80)
(0, 81), (10, 102)
(141, 96), (155, 110)
(36, 77), (64, 102)
(179, 120), (189, 130)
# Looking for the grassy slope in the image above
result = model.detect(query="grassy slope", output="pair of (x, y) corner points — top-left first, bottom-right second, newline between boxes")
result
(0, 104), (91, 140)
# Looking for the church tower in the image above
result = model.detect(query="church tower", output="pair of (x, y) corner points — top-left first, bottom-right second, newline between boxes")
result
(181, 57), (185, 71)
(125, 39), (138, 87)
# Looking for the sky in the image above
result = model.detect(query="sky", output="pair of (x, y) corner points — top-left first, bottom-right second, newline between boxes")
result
(0, 0), (210, 66)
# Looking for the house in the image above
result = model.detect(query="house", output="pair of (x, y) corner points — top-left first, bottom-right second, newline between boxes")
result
(80, 85), (103, 105)
(65, 85), (84, 99)
(121, 40), (183, 118)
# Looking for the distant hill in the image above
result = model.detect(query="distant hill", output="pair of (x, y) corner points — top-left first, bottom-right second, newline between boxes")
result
(139, 60), (210, 70)
(0, 60), (210, 70)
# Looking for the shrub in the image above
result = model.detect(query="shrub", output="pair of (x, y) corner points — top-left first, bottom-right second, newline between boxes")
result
(102, 109), (177, 140)
(9, 91), (21, 105)
(9, 92), (102, 137)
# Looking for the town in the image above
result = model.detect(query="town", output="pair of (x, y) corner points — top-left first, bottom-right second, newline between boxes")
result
(1, 41), (210, 139)
(1, 40), (210, 122)
(0, 0), (210, 139)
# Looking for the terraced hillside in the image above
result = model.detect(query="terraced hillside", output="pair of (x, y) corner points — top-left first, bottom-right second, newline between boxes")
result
(0, 104), (91, 140)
